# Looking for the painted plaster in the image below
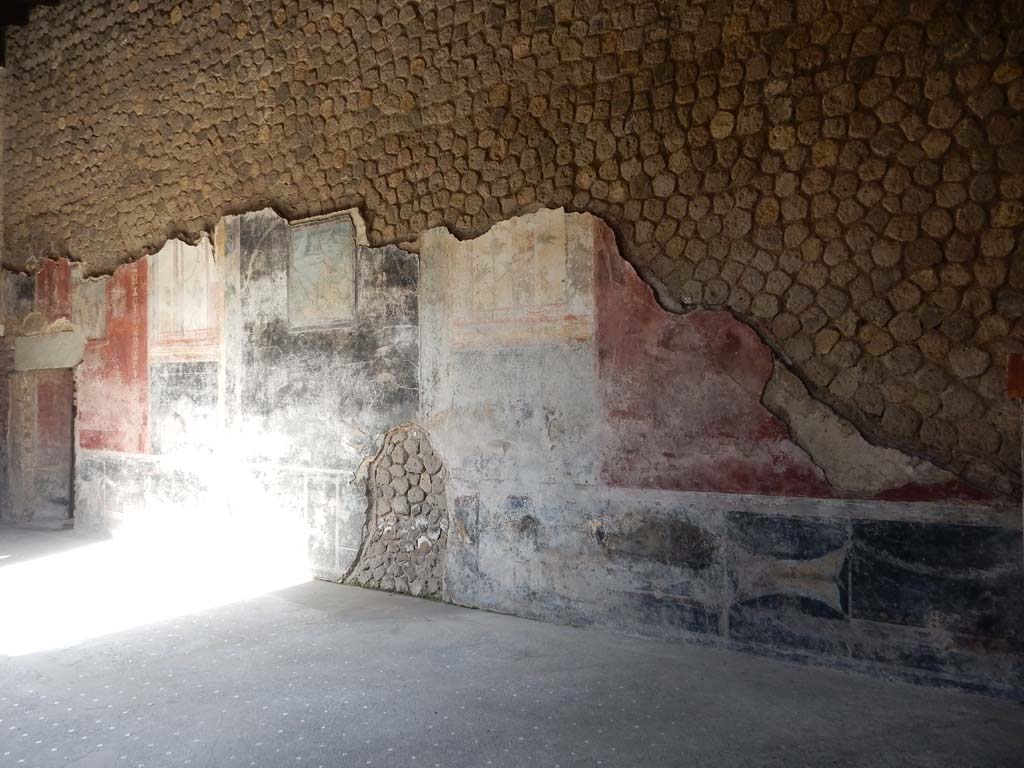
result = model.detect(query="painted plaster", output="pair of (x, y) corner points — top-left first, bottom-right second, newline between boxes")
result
(416, 208), (1022, 697)
(4, 207), (1018, 696)
(7, 369), (74, 525)
(34, 258), (71, 323)
(71, 210), (418, 581)
(75, 259), (149, 453)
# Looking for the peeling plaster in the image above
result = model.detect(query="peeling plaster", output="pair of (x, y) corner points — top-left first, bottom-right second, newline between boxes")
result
(2, 206), (1000, 503)
(2, 204), (1017, 696)
(582, 219), (990, 501)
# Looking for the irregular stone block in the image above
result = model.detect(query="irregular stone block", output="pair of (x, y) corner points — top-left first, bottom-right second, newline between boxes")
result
(346, 424), (448, 600)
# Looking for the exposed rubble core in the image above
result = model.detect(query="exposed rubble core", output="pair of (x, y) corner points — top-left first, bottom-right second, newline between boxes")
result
(348, 425), (448, 598)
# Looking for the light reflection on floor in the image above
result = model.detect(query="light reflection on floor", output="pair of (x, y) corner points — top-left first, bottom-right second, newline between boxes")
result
(0, 520), (310, 657)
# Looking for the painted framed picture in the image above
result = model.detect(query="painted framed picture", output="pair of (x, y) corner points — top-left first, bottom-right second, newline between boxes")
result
(288, 214), (358, 330)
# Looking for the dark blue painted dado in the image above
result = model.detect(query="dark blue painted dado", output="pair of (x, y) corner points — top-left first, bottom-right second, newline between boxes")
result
(852, 520), (1024, 641)
(726, 512), (852, 657)
(721, 512), (1024, 697)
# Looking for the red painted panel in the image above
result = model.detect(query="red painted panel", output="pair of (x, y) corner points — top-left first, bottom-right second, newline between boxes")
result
(874, 480), (991, 503)
(593, 224), (834, 498)
(77, 259), (149, 453)
(592, 226), (981, 502)
(36, 259), (72, 322)
(36, 370), (74, 467)
(1008, 353), (1024, 399)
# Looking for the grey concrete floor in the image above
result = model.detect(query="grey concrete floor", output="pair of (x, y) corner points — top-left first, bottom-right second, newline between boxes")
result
(0, 525), (1022, 768)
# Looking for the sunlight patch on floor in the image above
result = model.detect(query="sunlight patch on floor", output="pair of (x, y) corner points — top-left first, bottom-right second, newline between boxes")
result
(0, 518), (311, 656)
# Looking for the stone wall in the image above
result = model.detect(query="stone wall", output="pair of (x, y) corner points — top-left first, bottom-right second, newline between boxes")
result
(347, 425), (449, 597)
(2, 0), (1023, 494)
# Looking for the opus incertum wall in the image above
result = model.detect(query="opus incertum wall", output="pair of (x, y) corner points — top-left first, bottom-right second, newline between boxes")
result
(348, 424), (449, 598)
(1, 207), (1021, 697)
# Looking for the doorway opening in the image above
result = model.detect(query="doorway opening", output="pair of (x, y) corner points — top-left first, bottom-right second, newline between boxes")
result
(8, 368), (76, 529)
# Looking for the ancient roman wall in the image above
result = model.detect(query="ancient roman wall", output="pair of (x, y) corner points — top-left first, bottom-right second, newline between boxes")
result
(0, 269), (35, 521)
(419, 208), (1022, 697)
(0, 63), (6, 268)
(2, 0), (1023, 497)
(1, 206), (1021, 696)
(0, 337), (11, 521)
(0, 0), (1022, 697)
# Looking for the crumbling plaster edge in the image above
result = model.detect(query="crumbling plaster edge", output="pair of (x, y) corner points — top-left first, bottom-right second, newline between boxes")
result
(622, 292), (1006, 498)
(339, 421), (418, 585)
(8, 204), (1009, 501)
(565, 212), (1007, 501)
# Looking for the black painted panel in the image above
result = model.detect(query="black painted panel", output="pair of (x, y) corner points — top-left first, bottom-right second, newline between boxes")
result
(595, 514), (720, 571)
(237, 215), (419, 470)
(851, 520), (1024, 641)
(728, 602), (853, 658)
(728, 512), (850, 613)
(624, 591), (721, 636)
(729, 510), (850, 560)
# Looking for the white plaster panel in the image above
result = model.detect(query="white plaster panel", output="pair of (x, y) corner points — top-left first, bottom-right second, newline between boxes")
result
(14, 330), (87, 370)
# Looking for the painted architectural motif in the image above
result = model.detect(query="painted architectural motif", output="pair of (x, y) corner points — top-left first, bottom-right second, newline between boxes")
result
(288, 214), (358, 330)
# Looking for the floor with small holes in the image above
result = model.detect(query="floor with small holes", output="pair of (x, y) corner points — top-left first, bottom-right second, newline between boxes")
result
(1, 525), (1021, 768)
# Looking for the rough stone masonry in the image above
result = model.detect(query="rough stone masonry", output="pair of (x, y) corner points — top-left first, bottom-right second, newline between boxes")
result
(347, 425), (449, 598)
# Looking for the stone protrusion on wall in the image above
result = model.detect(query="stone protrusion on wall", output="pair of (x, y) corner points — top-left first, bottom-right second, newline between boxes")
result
(347, 425), (448, 598)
